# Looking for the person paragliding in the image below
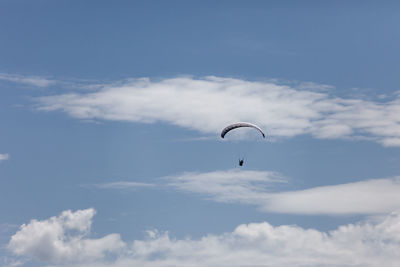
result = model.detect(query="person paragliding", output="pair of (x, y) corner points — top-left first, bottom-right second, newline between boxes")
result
(221, 122), (265, 167)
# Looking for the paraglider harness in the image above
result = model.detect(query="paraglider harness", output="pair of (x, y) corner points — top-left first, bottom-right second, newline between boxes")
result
(239, 158), (244, 166)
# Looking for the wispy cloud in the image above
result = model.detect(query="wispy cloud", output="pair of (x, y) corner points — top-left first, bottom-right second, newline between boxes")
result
(93, 181), (156, 190)
(8, 208), (400, 267)
(167, 169), (285, 204)
(35, 76), (400, 146)
(167, 170), (400, 215)
(1, 258), (25, 267)
(89, 170), (400, 216)
(0, 73), (56, 88)
(263, 177), (400, 215)
(0, 154), (9, 161)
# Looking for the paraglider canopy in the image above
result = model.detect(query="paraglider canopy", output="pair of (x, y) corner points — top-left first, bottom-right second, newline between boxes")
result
(220, 122), (265, 139)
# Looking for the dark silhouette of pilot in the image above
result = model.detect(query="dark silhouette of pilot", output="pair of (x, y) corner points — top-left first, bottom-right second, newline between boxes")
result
(239, 158), (244, 166)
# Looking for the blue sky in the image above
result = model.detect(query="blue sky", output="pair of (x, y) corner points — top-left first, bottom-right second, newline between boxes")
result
(2, 1), (400, 266)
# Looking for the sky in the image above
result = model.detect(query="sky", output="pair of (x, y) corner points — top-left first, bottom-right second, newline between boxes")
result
(2, 1), (400, 266)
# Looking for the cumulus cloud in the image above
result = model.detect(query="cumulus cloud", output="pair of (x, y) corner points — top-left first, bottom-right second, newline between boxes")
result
(8, 208), (400, 267)
(0, 73), (55, 88)
(0, 153), (9, 161)
(35, 76), (400, 146)
(8, 208), (125, 264)
(167, 170), (400, 215)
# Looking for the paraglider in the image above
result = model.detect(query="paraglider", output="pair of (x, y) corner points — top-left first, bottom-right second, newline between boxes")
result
(221, 122), (265, 139)
(221, 122), (265, 166)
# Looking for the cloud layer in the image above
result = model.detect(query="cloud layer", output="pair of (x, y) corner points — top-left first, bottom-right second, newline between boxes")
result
(8, 208), (400, 267)
(36, 76), (400, 146)
(167, 169), (400, 215)
(90, 170), (400, 216)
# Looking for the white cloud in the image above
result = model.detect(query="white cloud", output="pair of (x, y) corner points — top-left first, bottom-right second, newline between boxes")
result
(0, 73), (55, 88)
(88, 170), (400, 216)
(167, 169), (285, 204)
(1, 257), (25, 267)
(35, 76), (400, 146)
(8, 208), (125, 264)
(0, 153), (9, 161)
(167, 170), (400, 215)
(8, 208), (400, 267)
(263, 177), (400, 215)
(93, 181), (156, 189)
